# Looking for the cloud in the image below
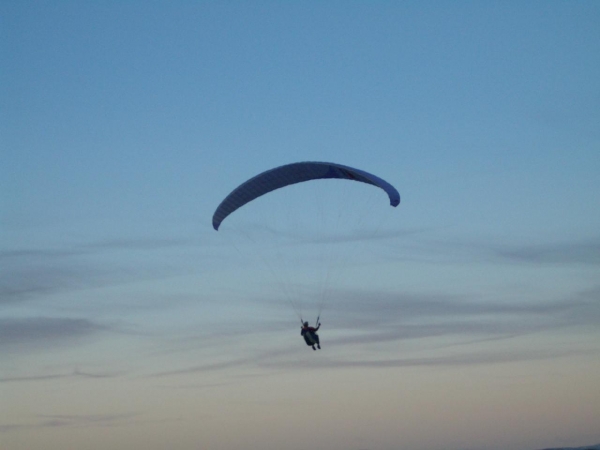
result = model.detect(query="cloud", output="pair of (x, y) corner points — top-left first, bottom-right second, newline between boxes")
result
(325, 287), (599, 327)
(147, 339), (599, 377)
(0, 413), (140, 433)
(289, 228), (425, 245)
(0, 373), (69, 383)
(0, 317), (108, 351)
(493, 238), (600, 265)
(0, 265), (100, 305)
(5, 233), (597, 383)
(384, 234), (600, 267)
(0, 238), (192, 261)
(146, 285), (600, 378)
(0, 368), (125, 384)
(151, 356), (259, 377)
(0, 237), (197, 306)
(260, 348), (599, 371)
(218, 223), (423, 262)
(38, 412), (139, 426)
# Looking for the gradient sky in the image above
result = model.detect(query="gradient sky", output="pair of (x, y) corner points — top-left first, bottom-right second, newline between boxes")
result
(2, 2), (600, 450)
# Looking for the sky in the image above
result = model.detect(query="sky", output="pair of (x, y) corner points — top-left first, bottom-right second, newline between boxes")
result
(1, 2), (600, 450)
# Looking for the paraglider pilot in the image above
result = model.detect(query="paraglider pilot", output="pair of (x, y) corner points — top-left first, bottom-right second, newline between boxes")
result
(301, 321), (321, 350)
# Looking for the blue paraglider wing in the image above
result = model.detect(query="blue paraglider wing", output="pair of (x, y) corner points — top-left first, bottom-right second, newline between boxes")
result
(212, 161), (400, 230)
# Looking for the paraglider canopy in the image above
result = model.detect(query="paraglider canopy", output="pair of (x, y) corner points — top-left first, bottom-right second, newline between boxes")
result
(212, 161), (400, 231)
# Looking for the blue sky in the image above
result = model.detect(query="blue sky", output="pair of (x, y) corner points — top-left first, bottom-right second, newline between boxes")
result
(1, 2), (600, 450)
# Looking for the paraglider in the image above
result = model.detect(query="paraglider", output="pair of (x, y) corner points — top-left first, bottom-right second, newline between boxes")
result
(301, 321), (321, 350)
(212, 161), (400, 350)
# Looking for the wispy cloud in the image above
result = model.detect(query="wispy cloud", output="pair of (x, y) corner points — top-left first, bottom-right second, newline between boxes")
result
(382, 234), (600, 267)
(0, 238), (192, 261)
(283, 227), (424, 245)
(0, 373), (69, 383)
(493, 238), (600, 265)
(146, 340), (599, 377)
(221, 222), (422, 247)
(0, 238), (196, 305)
(1, 265), (104, 305)
(0, 317), (108, 351)
(150, 356), (260, 377)
(325, 287), (599, 328)
(260, 347), (599, 371)
(0, 369), (124, 383)
(0, 412), (140, 433)
(147, 285), (600, 377)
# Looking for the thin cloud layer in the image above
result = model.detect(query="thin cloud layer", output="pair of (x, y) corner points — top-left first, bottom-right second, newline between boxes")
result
(0, 412), (140, 433)
(0, 369), (123, 383)
(494, 238), (600, 265)
(146, 338), (598, 377)
(0, 238), (196, 305)
(144, 285), (600, 379)
(0, 317), (107, 349)
(260, 347), (599, 371)
(0, 237), (191, 262)
(383, 235), (600, 267)
(325, 287), (600, 329)
(228, 224), (424, 245)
